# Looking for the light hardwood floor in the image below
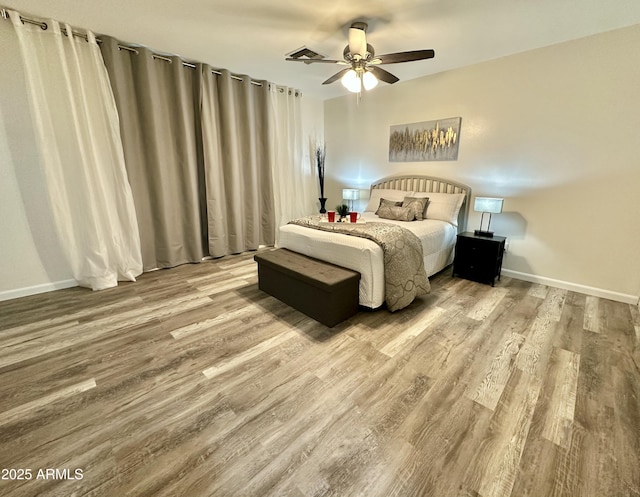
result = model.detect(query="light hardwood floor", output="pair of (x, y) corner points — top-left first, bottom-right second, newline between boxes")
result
(0, 251), (638, 497)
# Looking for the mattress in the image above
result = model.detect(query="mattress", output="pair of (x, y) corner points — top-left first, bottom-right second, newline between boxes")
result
(277, 212), (457, 309)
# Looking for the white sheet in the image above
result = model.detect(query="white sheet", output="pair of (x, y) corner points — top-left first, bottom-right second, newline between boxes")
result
(277, 212), (457, 309)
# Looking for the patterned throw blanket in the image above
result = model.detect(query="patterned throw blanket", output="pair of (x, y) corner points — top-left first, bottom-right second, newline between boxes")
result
(289, 217), (430, 312)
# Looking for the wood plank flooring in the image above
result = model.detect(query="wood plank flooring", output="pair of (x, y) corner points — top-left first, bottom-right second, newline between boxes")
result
(0, 251), (638, 497)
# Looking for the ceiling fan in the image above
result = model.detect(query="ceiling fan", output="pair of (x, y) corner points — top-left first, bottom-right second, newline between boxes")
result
(286, 22), (435, 93)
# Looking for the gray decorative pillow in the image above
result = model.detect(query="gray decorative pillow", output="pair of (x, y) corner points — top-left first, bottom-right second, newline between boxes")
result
(375, 198), (403, 215)
(402, 196), (429, 220)
(377, 204), (415, 222)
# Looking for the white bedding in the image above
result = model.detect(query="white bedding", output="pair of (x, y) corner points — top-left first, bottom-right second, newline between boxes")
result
(277, 212), (457, 309)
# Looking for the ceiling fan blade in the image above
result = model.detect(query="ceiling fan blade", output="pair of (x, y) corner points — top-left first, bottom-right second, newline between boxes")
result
(376, 49), (435, 65)
(348, 23), (367, 58)
(322, 68), (351, 85)
(370, 66), (399, 84)
(285, 58), (345, 64)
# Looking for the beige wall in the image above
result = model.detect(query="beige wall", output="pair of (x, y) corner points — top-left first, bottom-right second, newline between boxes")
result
(324, 25), (640, 301)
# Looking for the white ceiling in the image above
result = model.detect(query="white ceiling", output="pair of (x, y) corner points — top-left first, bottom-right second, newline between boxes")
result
(4, 0), (640, 100)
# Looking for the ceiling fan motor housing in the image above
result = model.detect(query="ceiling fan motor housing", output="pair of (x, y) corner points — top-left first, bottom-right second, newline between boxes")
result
(348, 22), (368, 58)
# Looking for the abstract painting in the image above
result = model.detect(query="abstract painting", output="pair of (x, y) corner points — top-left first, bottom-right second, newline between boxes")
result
(389, 117), (461, 162)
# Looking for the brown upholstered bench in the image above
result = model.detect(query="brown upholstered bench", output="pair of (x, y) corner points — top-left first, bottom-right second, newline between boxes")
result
(254, 248), (360, 327)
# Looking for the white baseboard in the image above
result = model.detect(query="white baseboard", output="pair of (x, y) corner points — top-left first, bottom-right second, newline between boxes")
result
(502, 269), (639, 305)
(0, 279), (78, 302)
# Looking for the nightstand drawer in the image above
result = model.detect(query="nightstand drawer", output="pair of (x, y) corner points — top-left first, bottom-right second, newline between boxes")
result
(455, 236), (500, 258)
(454, 263), (499, 283)
(455, 245), (493, 265)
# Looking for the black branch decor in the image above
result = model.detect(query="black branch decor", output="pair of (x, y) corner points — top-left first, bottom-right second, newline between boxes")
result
(314, 144), (327, 213)
(316, 144), (326, 198)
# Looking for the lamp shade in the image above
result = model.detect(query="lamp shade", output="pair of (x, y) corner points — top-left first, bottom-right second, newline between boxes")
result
(474, 197), (504, 214)
(341, 70), (361, 93)
(342, 188), (360, 201)
(362, 71), (378, 90)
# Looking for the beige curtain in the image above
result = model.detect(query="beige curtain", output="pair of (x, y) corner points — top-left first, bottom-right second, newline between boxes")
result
(198, 67), (275, 257)
(100, 37), (207, 270)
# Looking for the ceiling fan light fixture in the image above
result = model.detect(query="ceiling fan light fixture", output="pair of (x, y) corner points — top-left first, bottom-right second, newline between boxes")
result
(285, 20), (434, 93)
(341, 69), (361, 93)
(362, 71), (378, 91)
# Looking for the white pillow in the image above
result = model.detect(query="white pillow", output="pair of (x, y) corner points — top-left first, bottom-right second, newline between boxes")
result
(364, 189), (414, 212)
(411, 192), (465, 226)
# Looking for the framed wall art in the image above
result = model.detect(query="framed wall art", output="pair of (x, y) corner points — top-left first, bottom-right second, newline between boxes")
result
(389, 117), (461, 162)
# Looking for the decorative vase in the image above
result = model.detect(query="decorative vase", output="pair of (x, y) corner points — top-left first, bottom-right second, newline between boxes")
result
(319, 197), (327, 214)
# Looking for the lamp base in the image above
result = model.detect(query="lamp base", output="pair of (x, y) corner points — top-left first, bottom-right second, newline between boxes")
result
(474, 229), (494, 238)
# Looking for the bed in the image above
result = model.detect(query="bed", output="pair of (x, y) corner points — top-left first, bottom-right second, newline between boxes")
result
(277, 175), (471, 309)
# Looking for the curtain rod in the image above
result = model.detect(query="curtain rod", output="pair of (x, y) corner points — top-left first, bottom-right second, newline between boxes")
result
(1, 7), (85, 39)
(1, 7), (301, 96)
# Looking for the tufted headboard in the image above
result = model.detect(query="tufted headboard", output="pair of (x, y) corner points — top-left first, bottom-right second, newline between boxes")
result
(370, 175), (472, 232)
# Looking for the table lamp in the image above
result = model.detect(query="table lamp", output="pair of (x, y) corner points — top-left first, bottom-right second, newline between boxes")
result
(473, 197), (504, 237)
(342, 189), (360, 211)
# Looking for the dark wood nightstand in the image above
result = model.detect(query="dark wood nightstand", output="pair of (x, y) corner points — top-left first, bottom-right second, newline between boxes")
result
(452, 232), (506, 286)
